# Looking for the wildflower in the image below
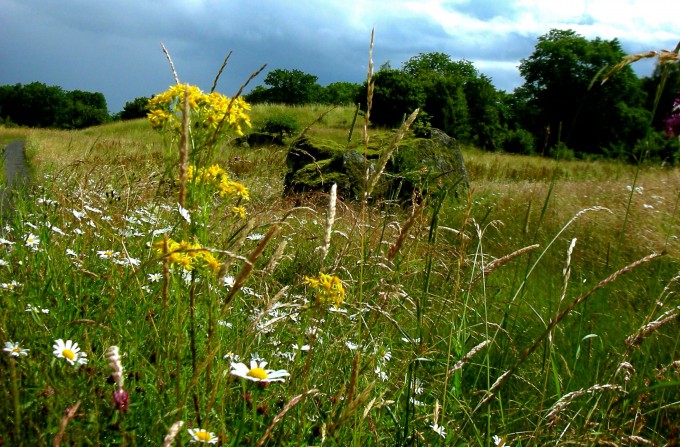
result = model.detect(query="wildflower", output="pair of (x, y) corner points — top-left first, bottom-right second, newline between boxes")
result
(148, 273), (162, 282)
(430, 423), (446, 438)
(53, 339), (88, 366)
(246, 233), (264, 241)
(223, 276), (235, 288)
(24, 233), (40, 250)
(493, 434), (503, 446)
(374, 365), (388, 382)
(178, 203), (191, 224)
(230, 206), (246, 219)
(230, 359), (290, 383)
(4, 341), (29, 357)
(113, 388), (130, 412)
(106, 346), (125, 389)
(26, 303), (49, 313)
(187, 428), (218, 444)
(345, 341), (359, 350)
(1, 280), (22, 291)
(304, 272), (346, 307)
(97, 250), (119, 259)
(223, 351), (239, 362)
(0, 237), (15, 246)
(663, 93), (680, 137)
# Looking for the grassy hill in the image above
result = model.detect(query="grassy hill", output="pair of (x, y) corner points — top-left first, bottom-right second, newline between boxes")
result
(0, 104), (678, 446)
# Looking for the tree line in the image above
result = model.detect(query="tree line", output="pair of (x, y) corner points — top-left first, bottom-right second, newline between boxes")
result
(1, 29), (678, 163)
(0, 82), (110, 129)
(243, 29), (680, 164)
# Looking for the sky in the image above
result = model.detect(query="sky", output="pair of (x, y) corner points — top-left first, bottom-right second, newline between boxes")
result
(1, 0), (677, 114)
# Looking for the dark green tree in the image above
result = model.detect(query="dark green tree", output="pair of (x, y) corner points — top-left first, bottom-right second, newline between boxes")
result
(518, 29), (649, 157)
(420, 75), (469, 139)
(119, 96), (151, 120)
(321, 82), (362, 105)
(464, 75), (504, 150)
(58, 90), (109, 128)
(359, 69), (424, 127)
(247, 69), (322, 104)
(402, 53), (477, 80)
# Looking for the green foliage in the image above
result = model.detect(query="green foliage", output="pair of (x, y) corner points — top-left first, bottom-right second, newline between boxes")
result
(359, 69), (424, 127)
(321, 81), (362, 105)
(517, 29), (650, 157)
(260, 112), (301, 137)
(0, 82), (110, 129)
(246, 68), (322, 104)
(118, 96), (151, 120)
(502, 128), (537, 155)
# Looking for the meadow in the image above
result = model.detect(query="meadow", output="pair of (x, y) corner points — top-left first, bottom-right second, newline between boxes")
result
(0, 91), (678, 447)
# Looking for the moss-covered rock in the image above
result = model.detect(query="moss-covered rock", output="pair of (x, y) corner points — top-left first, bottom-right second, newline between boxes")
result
(284, 129), (469, 200)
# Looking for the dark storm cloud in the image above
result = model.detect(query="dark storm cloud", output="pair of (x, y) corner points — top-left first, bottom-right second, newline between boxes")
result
(1, 0), (676, 113)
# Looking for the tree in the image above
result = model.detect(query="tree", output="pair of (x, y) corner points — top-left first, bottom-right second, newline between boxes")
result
(119, 96), (151, 120)
(464, 75), (504, 150)
(402, 53), (477, 80)
(321, 82), (362, 105)
(359, 69), (424, 127)
(0, 82), (110, 129)
(518, 29), (649, 157)
(248, 69), (322, 104)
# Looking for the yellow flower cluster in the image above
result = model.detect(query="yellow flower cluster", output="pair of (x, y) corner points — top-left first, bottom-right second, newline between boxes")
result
(186, 163), (250, 202)
(147, 84), (251, 136)
(154, 238), (221, 274)
(304, 272), (346, 307)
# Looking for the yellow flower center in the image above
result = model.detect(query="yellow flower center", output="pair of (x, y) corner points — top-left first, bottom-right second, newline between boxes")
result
(12, 347), (20, 354)
(195, 430), (212, 442)
(247, 367), (268, 380)
(62, 349), (75, 360)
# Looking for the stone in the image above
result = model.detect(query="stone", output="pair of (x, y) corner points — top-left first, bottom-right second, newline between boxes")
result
(283, 129), (469, 201)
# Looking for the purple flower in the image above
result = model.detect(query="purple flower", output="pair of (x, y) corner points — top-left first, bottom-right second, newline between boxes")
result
(663, 94), (680, 137)
(113, 389), (130, 412)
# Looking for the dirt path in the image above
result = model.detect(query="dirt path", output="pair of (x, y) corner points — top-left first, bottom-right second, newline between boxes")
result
(1, 140), (30, 220)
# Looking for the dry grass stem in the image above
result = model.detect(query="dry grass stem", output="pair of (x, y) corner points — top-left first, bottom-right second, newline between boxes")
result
(546, 384), (626, 425)
(477, 251), (664, 411)
(448, 340), (491, 376)
(210, 51), (232, 93)
(471, 244), (540, 285)
(178, 84), (190, 208)
(220, 224), (280, 316)
(388, 199), (426, 261)
(256, 389), (318, 447)
(365, 108), (419, 198)
(161, 421), (184, 447)
(625, 305), (679, 347)
(53, 402), (81, 447)
(320, 183), (337, 262)
(160, 42), (180, 85)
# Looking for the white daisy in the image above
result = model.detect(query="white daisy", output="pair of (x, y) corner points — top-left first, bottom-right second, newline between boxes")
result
(24, 233), (40, 250)
(53, 339), (88, 366)
(187, 428), (218, 444)
(4, 341), (29, 357)
(148, 273), (162, 283)
(230, 359), (290, 383)
(178, 203), (191, 224)
(430, 423), (446, 438)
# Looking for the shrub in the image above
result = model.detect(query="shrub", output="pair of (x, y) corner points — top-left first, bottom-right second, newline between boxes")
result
(503, 128), (536, 155)
(260, 113), (300, 137)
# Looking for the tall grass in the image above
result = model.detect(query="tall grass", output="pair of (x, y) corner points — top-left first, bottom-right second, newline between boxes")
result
(0, 53), (678, 447)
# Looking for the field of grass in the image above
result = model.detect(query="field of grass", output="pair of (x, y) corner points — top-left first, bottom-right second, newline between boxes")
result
(0, 102), (678, 446)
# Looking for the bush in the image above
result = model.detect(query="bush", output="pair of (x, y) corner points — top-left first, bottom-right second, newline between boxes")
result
(503, 128), (536, 155)
(260, 113), (300, 137)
